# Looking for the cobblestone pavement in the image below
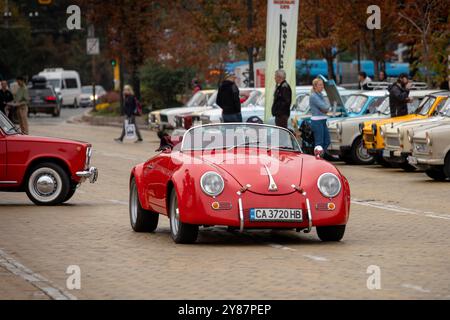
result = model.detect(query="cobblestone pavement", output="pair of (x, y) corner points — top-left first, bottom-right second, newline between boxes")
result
(1, 115), (449, 300)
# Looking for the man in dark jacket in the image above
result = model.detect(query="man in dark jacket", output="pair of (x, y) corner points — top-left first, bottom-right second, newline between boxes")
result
(272, 69), (292, 128)
(389, 73), (412, 117)
(0, 80), (14, 115)
(217, 73), (242, 123)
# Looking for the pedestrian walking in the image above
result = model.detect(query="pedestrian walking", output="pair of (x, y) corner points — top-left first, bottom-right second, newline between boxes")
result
(271, 69), (292, 129)
(358, 72), (373, 90)
(13, 76), (29, 135)
(115, 85), (143, 143)
(0, 80), (14, 115)
(310, 78), (331, 151)
(388, 73), (412, 117)
(217, 72), (242, 123)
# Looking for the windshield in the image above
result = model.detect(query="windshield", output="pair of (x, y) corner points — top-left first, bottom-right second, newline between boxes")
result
(440, 98), (450, 117)
(345, 95), (368, 113)
(187, 91), (208, 107)
(207, 92), (218, 106)
(47, 79), (61, 90)
(242, 91), (263, 108)
(0, 111), (19, 135)
(365, 97), (387, 114)
(415, 96), (436, 116)
(182, 124), (301, 152)
(376, 98), (391, 115)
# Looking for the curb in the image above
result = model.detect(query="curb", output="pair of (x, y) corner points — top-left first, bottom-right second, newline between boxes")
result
(67, 109), (150, 130)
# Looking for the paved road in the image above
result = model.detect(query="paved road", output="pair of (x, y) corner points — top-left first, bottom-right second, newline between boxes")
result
(1, 115), (449, 300)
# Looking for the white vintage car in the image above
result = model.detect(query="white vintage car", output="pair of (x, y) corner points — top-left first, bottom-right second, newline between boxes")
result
(382, 93), (450, 171)
(408, 119), (450, 181)
(327, 90), (436, 165)
(148, 89), (216, 130)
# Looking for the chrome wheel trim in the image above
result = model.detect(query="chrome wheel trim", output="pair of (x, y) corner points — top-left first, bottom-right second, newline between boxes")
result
(28, 168), (62, 203)
(170, 194), (180, 237)
(357, 140), (373, 162)
(130, 182), (138, 226)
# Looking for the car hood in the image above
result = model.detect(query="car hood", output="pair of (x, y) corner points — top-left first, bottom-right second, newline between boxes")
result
(385, 116), (446, 133)
(7, 134), (89, 147)
(162, 106), (209, 116)
(193, 149), (303, 195)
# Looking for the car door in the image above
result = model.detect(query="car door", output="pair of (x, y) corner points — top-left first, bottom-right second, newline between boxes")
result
(0, 131), (6, 181)
(142, 155), (173, 212)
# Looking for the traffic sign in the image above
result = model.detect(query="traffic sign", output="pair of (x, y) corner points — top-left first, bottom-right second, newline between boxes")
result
(87, 38), (100, 55)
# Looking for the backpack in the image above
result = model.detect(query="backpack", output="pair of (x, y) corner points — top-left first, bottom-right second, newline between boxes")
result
(134, 97), (143, 116)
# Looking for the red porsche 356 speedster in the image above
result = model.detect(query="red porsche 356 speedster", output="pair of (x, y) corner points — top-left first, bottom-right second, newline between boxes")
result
(129, 123), (350, 244)
(0, 111), (98, 205)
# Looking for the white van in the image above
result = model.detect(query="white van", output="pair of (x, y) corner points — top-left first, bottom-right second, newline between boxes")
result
(38, 68), (82, 108)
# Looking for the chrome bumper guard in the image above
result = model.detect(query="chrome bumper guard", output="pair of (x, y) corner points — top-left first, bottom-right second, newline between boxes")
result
(76, 167), (98, 183)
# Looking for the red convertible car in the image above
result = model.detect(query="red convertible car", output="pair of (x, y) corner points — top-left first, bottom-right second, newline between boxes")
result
(0, 111), (98, 205)
(129, 123), (350, 244)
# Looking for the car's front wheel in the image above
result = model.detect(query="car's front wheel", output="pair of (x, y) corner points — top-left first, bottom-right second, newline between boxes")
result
(317, 225), (346, 242)
(129, 178), (159, 232)
(169, 189), (198, 244)
(351, 137), (375, 165)
(25, 162), (70, 206)
(425, 168), (447, 181)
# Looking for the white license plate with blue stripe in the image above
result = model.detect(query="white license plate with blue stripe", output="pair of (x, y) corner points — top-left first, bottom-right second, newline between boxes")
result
(250, 208), (303, 222)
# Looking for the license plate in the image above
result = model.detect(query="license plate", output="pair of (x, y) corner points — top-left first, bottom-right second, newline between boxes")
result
(383, 150), (390, 158)
(249, 208), (303, 222)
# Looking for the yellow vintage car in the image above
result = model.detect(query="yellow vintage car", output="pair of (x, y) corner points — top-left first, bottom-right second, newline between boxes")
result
(362, 92), (450, 163)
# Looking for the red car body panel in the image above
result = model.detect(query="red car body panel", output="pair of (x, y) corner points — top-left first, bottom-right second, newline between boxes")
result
(132, 147), (351, 229)
(0, 129), (90, 189)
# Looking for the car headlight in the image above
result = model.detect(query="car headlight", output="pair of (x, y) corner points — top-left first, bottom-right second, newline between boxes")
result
(426, 132), (432, 146)
(359, 123), (364, 134)
(200, 172), (224, 197)
(336, 123), (342, 134)
(317, 173), (342, 198)
(407, 130), (413, 143)
(372, 124), (378, 135)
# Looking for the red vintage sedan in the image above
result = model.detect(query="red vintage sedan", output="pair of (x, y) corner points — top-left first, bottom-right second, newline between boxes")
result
(0, 111), (98, 205)
(129, 123), (350, 244)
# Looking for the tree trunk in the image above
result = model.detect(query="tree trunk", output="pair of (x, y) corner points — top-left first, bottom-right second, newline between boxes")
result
(325, 53), (336, 81)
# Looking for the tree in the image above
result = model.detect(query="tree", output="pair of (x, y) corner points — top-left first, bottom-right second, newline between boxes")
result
(298, 0), (350, 81)
(398, 0), (449, 86)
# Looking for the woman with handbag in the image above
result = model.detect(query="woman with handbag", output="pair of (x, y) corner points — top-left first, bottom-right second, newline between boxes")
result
(115, 85), (143, 143)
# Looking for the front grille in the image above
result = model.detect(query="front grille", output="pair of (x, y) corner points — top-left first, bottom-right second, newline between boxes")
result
(174, 117), (182, 128)
(160, 115), (168, 123)
(386, 136), (400, 148)
(364, 134), (375, 143)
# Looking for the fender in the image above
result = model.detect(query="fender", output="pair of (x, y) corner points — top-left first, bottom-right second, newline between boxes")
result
(131, 164), (150, 210)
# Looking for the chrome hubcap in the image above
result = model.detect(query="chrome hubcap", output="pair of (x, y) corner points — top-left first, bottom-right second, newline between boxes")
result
(36, 175), (56, 195)
(358, 141), (373, 161)
(28, 167), (62, 203)
(130, 183), (138, 225)
(170, 196), (180, 236)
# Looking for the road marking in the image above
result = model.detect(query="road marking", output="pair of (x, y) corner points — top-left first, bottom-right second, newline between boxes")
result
(401, 283), (431, 293)
(0, 249), (77, 300)
(351, 199), (450, 221)
(303, 254), (328, 262)
(108, 199), (128, 206)
(266, 243), (296, 252)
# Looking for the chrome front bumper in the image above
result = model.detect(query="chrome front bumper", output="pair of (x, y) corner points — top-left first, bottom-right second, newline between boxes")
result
(76, 167), (98, 183)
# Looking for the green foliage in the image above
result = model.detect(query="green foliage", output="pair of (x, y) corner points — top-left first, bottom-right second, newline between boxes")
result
(140, 61), (195, 110)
